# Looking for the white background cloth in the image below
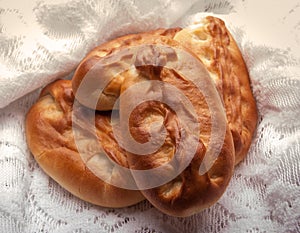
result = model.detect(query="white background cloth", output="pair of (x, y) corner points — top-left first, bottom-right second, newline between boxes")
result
(0, 0), (300, 232)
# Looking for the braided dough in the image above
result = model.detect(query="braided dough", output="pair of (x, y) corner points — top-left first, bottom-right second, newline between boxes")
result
(26, 16), (257, 216)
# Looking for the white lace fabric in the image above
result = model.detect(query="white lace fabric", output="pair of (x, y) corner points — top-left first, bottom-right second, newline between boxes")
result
(0, 0), (300, 232)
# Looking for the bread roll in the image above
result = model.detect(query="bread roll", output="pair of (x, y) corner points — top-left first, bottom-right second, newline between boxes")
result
(173, 16), (258, 164)
(26, 80), (144, 208)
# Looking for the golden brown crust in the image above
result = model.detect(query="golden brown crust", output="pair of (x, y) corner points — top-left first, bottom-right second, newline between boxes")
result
(25, 80), (144, 208)
(26, 16), (257, 216)
(140, 137), (234, 217)
(71, 28), (235, 217)
(124, 68), (235, 217)
(71, 28), (181, 111)
(174, 16), (258, 164)
(73, 17), (257, 164)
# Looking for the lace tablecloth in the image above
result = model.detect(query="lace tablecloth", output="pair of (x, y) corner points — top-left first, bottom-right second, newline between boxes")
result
(0, 0), (299, 232)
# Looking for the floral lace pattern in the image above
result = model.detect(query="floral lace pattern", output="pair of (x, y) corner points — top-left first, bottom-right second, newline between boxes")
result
(0, 0), (299, 232)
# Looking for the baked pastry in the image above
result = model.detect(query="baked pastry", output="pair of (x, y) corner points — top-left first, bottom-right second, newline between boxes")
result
(26, 16), (257, 217)
(71, 23), (235, 216)
(25, 80), (144, 207)
(173, 16), (258, 164)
